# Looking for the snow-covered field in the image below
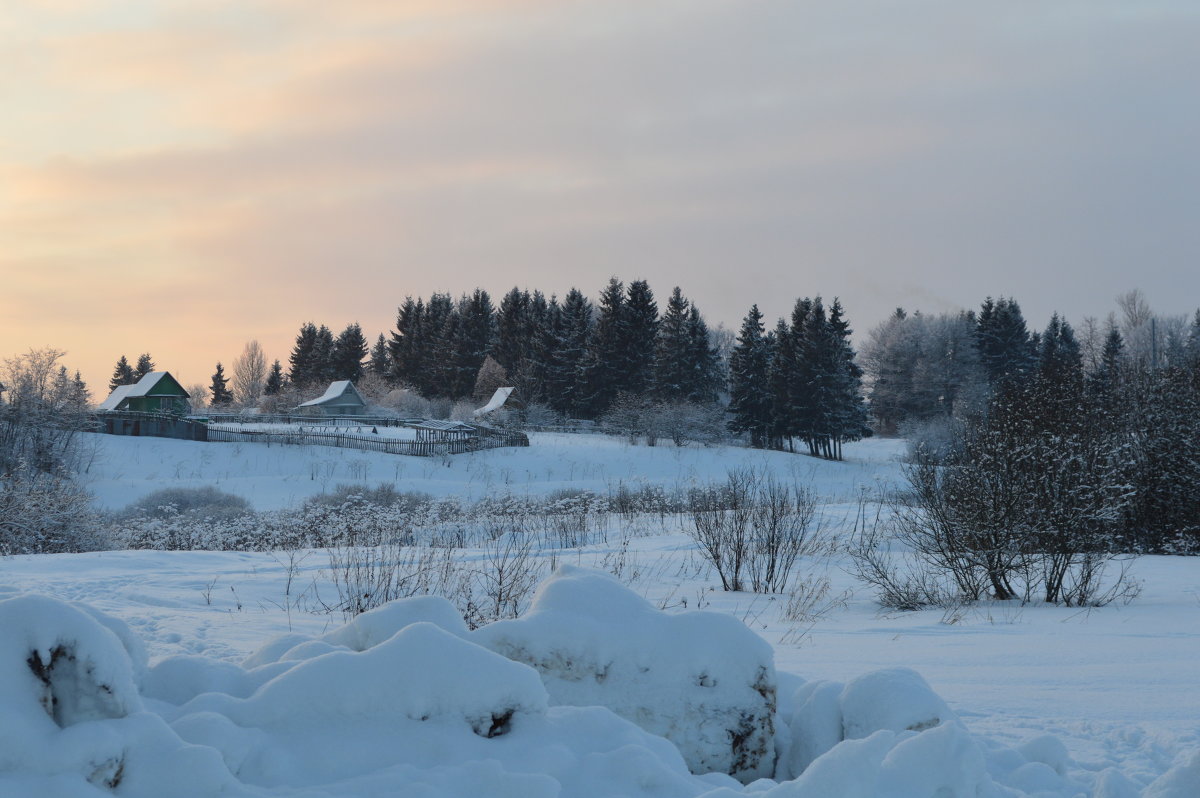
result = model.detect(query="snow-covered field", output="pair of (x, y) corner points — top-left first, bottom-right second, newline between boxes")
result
(2, 432), (1197, 796)
(77, 430), (898, 511)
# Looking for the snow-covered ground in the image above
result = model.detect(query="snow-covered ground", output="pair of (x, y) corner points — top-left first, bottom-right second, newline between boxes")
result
(77, 430), (902, 511)
(2, 432), (1197, 796)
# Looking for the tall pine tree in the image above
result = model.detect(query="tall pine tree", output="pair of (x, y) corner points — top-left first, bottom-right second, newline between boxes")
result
(134, 353), (155, 379)
(728, 305), (772, 447)
(332, 322), (368, 382)
(580, 278), (627, 417)
(264, 360), (285, 395)
(209, 363), (233, 406)
(289, 323), (319, 387)
(109, 356), (136, 391)
(369, 334), (391, 379)
(623, 280), (659, 396)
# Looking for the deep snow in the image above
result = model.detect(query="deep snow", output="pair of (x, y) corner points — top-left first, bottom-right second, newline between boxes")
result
(1, 431), (1196, 796)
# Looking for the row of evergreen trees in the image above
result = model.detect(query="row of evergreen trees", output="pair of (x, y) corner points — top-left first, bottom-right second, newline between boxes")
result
(270, 279), (870, 459)
(108, 353), (156, 391)
(727, 298), (869, 459)
(288, 323), (372, 388)
(385, 279), (723, 420)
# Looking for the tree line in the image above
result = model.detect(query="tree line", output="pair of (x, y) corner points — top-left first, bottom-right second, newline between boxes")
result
(860, 290), (1200, 558)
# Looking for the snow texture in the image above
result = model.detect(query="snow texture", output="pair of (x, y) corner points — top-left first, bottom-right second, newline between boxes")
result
(474, 566), (779, 782)
(1, 579), (1196, 797)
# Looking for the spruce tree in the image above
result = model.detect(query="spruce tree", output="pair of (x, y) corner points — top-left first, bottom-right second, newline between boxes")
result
(526, 295), (559, 405)
(312, 325), (336, 384)
(683, 305), (720, 403)
(785, 297), (815, 452)
(581, 278), (627, 417)
(495, 287), (532, 375)
(109, 355), (136, 391)
(289, 323), (319, 387)
(369, 334), (391, 379)
(209, 363), (233, 406)
(445, 289), (495, 398)
(976, 297), (1036, 387)
(766, 318), (796, 450)
(420, 293), (456, 395)
(826, 298), (869, 460)
(652, 287), (691, 402)
(728, 305), (772, 447)
(390, 297), (424, 387)
(799, 297), (837, 458)
(134, 353), (155, 379)
(264, 360), (285, 396)
(552, 289), (593, 417)
(623, 280), (659, 396)
(71, 370), (91, 406)
(332, 322), (368, 382)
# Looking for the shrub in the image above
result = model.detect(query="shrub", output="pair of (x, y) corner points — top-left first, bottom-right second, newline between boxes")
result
(304, 483), (431, 512)
(688, 469), (822, 593)
(124, 486), (252, 523)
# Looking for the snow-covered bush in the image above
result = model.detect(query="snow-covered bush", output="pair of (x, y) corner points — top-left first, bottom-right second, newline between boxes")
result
(123, 486), (252, 522)
(378, 386), (432, 417)
(0, 472), (104, 555)
(303, 482), (431, 512)
(0, 349), (99, 555)
(474, 566), (778, 783)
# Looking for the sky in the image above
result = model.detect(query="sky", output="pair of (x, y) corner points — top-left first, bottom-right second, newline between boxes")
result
(4, 0), (1199, 395)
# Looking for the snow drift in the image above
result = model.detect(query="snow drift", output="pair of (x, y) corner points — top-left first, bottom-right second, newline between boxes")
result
(1, 578), (1195, 798)
(474, 565), (779, 782)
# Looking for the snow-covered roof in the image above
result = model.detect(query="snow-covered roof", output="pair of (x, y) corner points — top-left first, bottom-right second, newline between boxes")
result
(473, 386), (514, 418)
(412, 420), (475, 432)
(96, 384), (135, 411)
(96, 372), (189, 411)
(297, 380), (364, 407)
(122, 372), (169, 398)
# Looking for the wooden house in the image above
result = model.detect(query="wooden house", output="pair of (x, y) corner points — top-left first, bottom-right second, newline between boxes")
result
(97, 372), (191, 414)
(296, 380), (368, 416)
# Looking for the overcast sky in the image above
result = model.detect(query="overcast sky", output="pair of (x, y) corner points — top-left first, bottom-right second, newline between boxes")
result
(4, 0), (1199, 393)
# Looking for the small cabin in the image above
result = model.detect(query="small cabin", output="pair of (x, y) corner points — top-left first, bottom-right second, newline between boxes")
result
(97, 372), (191, 414)
(295, 380), (368, 417)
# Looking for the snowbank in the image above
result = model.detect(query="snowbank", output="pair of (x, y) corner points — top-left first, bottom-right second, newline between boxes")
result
(2, 584), (1190, 798)
(474, 565), (779, 782)
(0, 595), (243, 797)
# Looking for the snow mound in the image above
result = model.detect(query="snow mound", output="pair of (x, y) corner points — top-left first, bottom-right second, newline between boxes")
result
(234, 621), (548, 733)
(1, 585), (1174, 798)
(0, 595), (241, 797)
(1142, 749), (1200, 798)
(169, 615), (712, 795)
(776, 667), (955, 779)
(840, 667), (955, 738)
(240, 594), (468, 670)
(473, 565), (778, 782)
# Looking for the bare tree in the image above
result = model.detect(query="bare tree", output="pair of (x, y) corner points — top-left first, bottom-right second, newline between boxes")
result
(186, 383), (209, 410)
(688, 470), (822, 593)
(232, 340), (268, 407)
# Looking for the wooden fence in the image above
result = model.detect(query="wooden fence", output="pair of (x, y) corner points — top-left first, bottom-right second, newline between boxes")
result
(92, 412), (209, 441)
(93, 411), (528, 457)
(205, 423), (528, 457)
(201, 413), (421, 427)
